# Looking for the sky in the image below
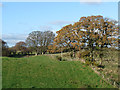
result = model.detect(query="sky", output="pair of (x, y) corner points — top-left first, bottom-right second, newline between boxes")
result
(2, 2), (118, 47)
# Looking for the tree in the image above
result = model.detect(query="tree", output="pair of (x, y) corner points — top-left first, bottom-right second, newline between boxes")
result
(26, 31), (42, 55)
(0, 39), (9, 56)
(54, 15), (118, 64)
(9, 46), (17, 56)
(14, 41), (27, 55)
(26, 46), (33, 55)
(54, 24), (78, 57)
(40, 31), (55, 54)
(26, 31), (55, 55)
(54, 24), (86, 57)
(77, 15), (118, 64)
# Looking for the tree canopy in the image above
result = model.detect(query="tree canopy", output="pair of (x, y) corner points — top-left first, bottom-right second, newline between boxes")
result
(26, 30), (55, 55)
(52, 15), (118, 61)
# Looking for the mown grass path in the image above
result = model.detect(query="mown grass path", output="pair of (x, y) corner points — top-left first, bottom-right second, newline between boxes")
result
(2, 55), (114, 88)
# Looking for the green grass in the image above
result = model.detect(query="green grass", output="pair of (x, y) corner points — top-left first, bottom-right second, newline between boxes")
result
(2, 55), (114, 88)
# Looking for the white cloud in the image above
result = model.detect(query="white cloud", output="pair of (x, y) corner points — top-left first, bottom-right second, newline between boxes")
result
(39, 25), (53, 31)
(5, 40), (22, 45)
(2, 34), (27, 40)
(79, 0), (103, 5)
(49, 20), (74, 26)
(2, 34), (28, 47)
(38, 25), (58, 34)
(0, 3), (2, 7)
(49, 20), (74, 33)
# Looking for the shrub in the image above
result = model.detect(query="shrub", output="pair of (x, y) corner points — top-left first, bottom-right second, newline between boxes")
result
(62, 58), (67, 61)
(84, 56), (98, 66)
(56, 56), (67, 61)
(70, 51), (73, 58)
(76, 51), (80, 58)
(56, 56), (62, 61)
(76, 51), (90, 58)
(85, 56), (91, 65)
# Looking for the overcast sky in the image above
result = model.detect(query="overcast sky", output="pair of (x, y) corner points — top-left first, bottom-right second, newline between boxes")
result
(2, 2), (118, 47)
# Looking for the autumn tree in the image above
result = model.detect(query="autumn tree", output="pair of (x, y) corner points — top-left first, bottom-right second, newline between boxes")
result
(47, 44), (57, 53)
(14, 41), (27, 55)
(47, 42), (61, 54)
(54, 24), (78, 57)
(77, 15), (118, 64)
(54, 15), (118, 64)
(54, 23), (87, 57)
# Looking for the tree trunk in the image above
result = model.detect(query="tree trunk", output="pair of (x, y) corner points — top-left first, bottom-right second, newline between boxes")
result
(73, 49), (75, 58)
(89, 48), (93, 61)
(100, 58), (102, 65)
(35, 49), (39, 56)
(35, 52), (38, 56)
(61, 48), (62, 58)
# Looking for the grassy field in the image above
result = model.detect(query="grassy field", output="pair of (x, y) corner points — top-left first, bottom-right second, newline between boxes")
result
(2, 55), (115, 88)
